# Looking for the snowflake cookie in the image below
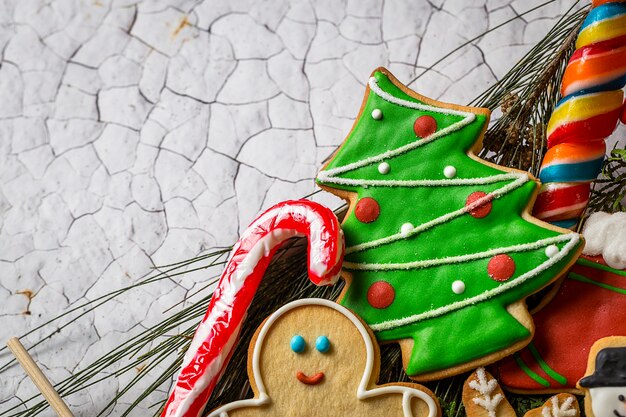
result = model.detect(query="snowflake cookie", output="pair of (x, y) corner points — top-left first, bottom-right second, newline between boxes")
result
(463, 368), (579, 417)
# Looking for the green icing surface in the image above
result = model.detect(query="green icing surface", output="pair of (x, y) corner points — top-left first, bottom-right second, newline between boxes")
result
(316, 70), (582, 376)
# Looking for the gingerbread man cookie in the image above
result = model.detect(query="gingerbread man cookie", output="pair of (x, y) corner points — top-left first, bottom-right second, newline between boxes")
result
(207, 299), (440, 417)
(463, 368), (579, 417)
(579, 337), (626, 417)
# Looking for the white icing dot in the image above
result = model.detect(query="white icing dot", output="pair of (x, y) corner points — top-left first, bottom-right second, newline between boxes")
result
(378, 162), (390, 175)
(452, 280), (465, 294)
(400, 223), (414, 236)
(371, 108), (383, 120)
(444, 165), (457, 179)
(545, 245), (559, 258)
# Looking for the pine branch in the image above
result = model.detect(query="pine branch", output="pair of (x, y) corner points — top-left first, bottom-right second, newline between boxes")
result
(0, 251), (230, 416)
(587, 147), (626, 214)
(473, 2), (588, 176)
(0, 249), (231, 374)
(408, 0), (563, 86)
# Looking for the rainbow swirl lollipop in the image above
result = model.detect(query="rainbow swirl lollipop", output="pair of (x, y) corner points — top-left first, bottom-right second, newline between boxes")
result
(534, 0), (626, 228)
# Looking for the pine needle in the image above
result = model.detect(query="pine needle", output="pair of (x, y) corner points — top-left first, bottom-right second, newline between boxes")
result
(587, 147), (626, 214)
(472, 2), (588, 176)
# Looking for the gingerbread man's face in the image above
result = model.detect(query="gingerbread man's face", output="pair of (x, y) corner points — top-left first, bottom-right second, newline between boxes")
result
(208, 299), (439, 417)
(254, 302), (369, 404)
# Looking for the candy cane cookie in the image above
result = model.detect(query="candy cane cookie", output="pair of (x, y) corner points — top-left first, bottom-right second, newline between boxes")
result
(161, 200), (344, 417)
(533, 0), (626, 228)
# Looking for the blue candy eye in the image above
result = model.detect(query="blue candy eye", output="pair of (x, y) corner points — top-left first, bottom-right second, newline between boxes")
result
(315, 336), (330, 353)
(290, 335), (305, 353)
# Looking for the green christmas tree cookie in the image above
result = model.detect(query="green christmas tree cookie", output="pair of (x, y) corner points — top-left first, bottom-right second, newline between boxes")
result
(316, 68), (583, 381)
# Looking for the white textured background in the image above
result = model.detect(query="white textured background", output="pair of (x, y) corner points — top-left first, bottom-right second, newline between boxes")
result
(1, 0), (621, 415)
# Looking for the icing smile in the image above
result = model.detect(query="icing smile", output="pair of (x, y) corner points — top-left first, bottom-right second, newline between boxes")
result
(614, 411), (625, 417)
(296, 371), (324, 385)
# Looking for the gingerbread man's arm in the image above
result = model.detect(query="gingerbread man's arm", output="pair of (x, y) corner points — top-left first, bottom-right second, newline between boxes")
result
(360, 384), (440, 417)
(206, 394), (270, 417)
(405, 388), (441, 417)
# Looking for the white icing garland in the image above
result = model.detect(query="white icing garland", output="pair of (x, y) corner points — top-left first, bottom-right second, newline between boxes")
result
(468, 367), (503, 417)
(318, 172), (525, 189)
(541, 396), (577, 417)
(344, 235), (572, 271)
(345, 174), (529, 255)
(368, 233), (579, 332)
(207, 299), (438, 417)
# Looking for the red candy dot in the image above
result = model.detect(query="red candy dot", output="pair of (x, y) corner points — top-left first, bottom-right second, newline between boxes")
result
(413, 115), (438, 138)
(355, 197), (380, 223)
(488, 254), (516, 282)
(466, 191), (493, 218)
(367, 281), (395, 309)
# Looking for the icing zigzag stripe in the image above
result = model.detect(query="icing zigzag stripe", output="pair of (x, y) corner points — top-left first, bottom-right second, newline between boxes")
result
(345, 235), (575, 271)
(569, 272), (626, 294)
(527, 342), (568, 386)
(577, 257), (626, 276)
(514, 353), (552, 388)
(368, 233), (579, 332)
(317, 172), (522, 188)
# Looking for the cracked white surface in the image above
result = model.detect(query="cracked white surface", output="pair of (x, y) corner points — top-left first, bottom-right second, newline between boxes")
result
(0, 0), (614, 415)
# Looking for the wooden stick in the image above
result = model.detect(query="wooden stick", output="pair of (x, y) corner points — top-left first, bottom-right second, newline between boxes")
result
(6, 337), (74, 417)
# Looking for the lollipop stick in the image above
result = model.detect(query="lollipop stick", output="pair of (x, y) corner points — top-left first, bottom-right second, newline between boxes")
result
(6, 337), (74, 417)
